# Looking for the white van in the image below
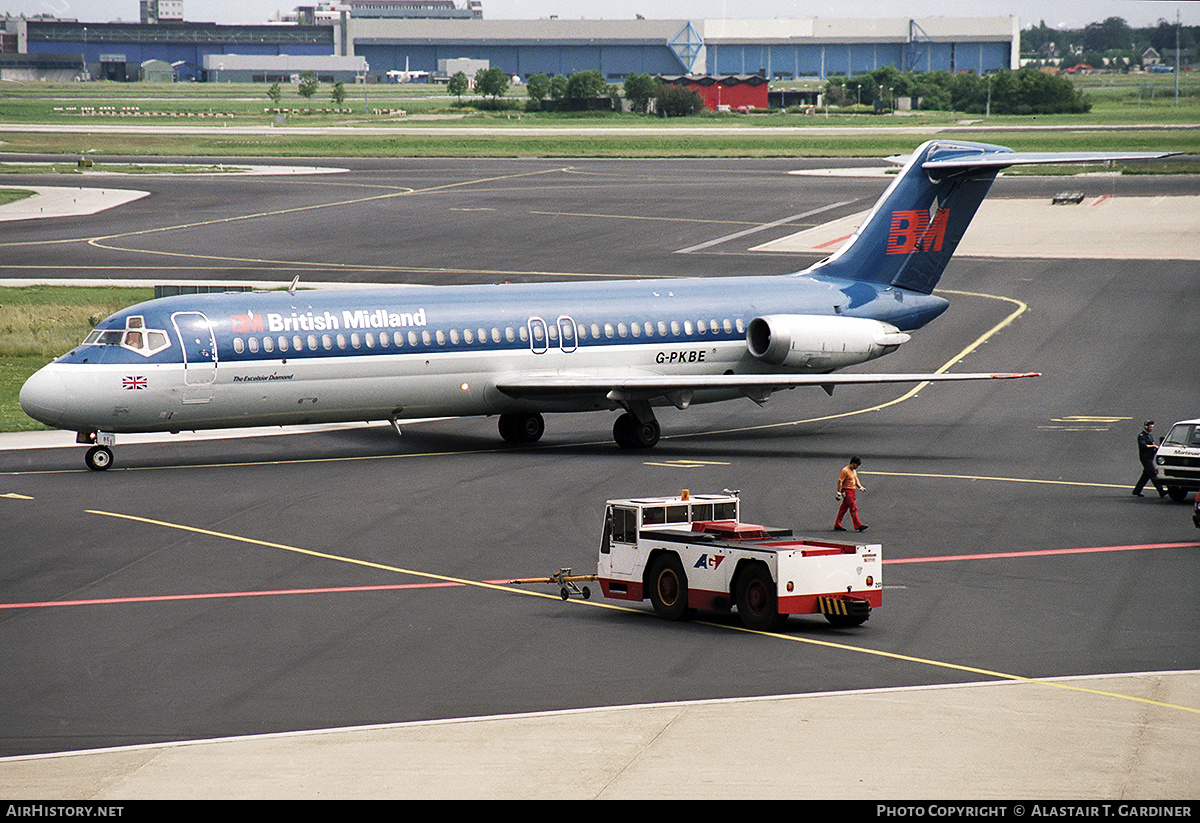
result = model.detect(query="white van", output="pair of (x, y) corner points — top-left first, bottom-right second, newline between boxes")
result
(1155, 418), (1200, 501)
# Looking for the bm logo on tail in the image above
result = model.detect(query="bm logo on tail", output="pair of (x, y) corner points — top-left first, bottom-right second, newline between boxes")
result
(887, 208), (949, 254)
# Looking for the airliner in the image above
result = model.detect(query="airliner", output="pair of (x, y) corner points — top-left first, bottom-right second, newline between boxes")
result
(19, 140), (1171, 470)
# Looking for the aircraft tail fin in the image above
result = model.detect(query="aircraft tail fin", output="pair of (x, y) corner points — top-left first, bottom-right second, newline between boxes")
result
(809, 140), (1175, 295)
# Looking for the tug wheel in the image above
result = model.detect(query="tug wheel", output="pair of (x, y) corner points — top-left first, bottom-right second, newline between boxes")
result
(736, 563), (787, 631)
(647, 554), (691, 621)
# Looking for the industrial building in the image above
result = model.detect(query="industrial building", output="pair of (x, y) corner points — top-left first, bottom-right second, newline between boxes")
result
(4, 18), (335, 82)
(0, 4), (1018, 83)
(204, 53), (368, 84)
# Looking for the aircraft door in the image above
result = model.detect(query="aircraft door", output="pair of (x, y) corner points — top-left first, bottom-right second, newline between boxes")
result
(527, 316), (548, 354)
(171, 312), (218, 386)
(557, 315), (577, 353)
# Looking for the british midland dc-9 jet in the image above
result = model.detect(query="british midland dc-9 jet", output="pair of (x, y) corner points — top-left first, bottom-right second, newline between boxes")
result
(20, 141), (1173, 470)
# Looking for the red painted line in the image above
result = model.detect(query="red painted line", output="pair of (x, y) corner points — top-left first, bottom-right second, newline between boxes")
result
(1092, 194), (1112, 206)
(814, 234), (853, 249)
(886, 542), (1200, 565)
(0, 581), (464, 610)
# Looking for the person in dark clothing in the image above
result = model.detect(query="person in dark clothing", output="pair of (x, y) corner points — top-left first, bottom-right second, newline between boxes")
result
(1133, 420), (1167, 498)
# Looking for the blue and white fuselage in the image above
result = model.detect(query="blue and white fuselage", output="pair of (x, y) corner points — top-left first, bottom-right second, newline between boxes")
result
(19, 141), (1171, 469)
(21, 273), (942, 428)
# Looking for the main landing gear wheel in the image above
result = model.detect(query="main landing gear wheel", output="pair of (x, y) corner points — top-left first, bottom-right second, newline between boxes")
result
(736, 562), (788, 631)
(85, 445), (113, 471)
(498, 412), (545, 444)
(647, 553), (692, 621)
(613, 413), (660, 449)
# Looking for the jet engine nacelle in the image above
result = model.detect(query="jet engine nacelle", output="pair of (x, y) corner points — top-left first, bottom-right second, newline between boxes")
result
(746, 314), (910, 370)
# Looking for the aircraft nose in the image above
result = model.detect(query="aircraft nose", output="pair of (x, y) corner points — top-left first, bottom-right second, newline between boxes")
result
(19, 366), (67, 427)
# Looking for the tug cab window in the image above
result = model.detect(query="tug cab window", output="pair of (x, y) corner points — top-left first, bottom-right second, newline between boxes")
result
(610, 506), (638, 543)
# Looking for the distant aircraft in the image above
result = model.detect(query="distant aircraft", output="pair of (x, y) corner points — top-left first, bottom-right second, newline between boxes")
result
(386, 57), (430, 83)
(386, 69), (430, 83)
(19, 140), (1172, 470)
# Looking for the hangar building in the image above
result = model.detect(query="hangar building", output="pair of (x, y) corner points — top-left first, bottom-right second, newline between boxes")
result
(5, 18), (334, 81)
(2, 10), (1017, 83)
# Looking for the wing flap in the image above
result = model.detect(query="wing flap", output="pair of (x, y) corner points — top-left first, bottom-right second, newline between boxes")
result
(496, 371), (1039, 400)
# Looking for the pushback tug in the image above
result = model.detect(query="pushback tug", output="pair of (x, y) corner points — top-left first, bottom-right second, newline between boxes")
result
(515, 490), (881, 630)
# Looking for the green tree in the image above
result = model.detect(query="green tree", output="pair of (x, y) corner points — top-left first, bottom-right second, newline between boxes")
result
(330, 81), (346, 106)
(297, 71), (319, 99)
(623, 73), (659, 113)
(267, 82), (282, 105)
(989, 68), (1090, 114)
(607, 83), (622, 112)
(526, 72), (551, 104)
(1150, 19), (1197, 58)
(655, 83), (705, 117)
(548, 74), (569, 101)
(824, 67), (1090, 116)
(475, 66), (509, 100)
(1083, 16), (1134, 52)
(447, 71), (468, 103)
(565, 69), (607, 101)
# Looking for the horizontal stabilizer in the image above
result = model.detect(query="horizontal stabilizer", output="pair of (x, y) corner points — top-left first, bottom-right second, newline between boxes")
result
(922, 148), (1178, 173)
(814, 140), (1179, 296)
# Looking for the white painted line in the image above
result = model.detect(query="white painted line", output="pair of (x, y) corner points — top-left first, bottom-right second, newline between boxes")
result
(675, 200), (858, 254)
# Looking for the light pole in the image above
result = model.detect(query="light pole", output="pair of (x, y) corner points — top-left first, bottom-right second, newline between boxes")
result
(1175, 10), (1181, 107)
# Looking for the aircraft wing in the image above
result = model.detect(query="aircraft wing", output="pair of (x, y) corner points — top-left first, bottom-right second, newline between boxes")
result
(496, 371), (1039, 404)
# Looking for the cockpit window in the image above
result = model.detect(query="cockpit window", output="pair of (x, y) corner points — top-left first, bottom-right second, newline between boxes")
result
(84, 330), (123, 346)
(82, 316), (171, 357)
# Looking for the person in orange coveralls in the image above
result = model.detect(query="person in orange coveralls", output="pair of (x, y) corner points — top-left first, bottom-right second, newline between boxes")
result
(835, 456), (868, 532)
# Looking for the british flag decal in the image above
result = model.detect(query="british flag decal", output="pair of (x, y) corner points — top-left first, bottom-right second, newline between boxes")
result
(122, 376), (148, 390)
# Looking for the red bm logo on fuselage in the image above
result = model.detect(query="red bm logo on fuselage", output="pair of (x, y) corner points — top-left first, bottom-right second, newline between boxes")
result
(230, 312), (264, 334)
(887, 208), (949, 254)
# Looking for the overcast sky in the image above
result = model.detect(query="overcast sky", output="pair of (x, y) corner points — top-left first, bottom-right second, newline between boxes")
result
(6, 0), (1198, 29)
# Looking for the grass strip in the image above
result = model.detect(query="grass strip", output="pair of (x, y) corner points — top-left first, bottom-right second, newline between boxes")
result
(1, 128), (1197, 160)
(0, 286), (153, 432)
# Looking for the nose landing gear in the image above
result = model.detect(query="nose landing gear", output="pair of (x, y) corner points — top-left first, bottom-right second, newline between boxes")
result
(85, 445), (113, 471)
(78, 431), (116, 471)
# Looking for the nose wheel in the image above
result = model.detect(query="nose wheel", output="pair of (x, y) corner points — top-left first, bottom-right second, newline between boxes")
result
(85, 445), (113, 471)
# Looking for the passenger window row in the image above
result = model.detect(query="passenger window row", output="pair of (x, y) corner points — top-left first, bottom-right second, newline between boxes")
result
(230, 317), (747, 356)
